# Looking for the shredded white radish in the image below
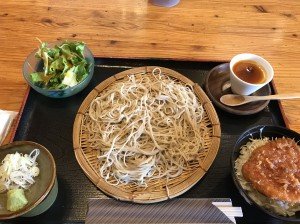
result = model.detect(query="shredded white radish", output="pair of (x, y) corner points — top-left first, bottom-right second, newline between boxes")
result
(82, 68), (209, 187)
(0, 149), (40, 192)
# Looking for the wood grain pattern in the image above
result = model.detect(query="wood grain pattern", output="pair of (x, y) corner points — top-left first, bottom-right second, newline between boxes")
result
(0, 0), (300, 138)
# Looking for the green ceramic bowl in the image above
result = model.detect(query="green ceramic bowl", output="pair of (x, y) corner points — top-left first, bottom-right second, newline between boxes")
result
(0, 141), (56, 220)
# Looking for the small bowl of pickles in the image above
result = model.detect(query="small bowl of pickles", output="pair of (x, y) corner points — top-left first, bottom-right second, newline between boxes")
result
(23, 40), (94, 98)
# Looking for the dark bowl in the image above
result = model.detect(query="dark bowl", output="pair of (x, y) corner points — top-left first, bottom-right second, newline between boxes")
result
(231, 125), (300, 222)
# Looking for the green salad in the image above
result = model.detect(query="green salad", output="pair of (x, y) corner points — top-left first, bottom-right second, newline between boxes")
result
(30, 40), (91, 90)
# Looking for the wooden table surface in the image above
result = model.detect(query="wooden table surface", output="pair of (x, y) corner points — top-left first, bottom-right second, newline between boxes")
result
(1, 0), (300, 140)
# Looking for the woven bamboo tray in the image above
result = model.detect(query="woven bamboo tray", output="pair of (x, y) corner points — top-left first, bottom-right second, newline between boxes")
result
(73, 66), (221, 203)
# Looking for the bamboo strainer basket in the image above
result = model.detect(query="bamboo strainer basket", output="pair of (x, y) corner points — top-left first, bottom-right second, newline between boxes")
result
(73, 66), (221, 203)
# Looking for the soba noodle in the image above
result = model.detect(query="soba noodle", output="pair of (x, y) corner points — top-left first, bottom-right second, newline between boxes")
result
(81, 68), (209, 187)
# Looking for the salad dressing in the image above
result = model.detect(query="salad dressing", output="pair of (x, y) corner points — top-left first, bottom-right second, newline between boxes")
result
(30, 41), (90, 90)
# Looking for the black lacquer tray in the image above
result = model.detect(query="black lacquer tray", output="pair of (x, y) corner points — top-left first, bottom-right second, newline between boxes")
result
(7, 58), (288, 224)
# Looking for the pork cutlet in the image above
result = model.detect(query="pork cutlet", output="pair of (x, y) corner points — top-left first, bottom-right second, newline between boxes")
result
(242, 138), (300, 203)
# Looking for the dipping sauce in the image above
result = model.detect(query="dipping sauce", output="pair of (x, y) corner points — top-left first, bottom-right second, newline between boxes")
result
(233, 60), (266, 84)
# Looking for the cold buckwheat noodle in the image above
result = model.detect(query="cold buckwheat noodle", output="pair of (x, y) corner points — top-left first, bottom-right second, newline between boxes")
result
(82, 68), (209, 187)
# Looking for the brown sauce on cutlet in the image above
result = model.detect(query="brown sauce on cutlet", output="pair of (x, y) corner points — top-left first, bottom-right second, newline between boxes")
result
(242, 138), (300, 203)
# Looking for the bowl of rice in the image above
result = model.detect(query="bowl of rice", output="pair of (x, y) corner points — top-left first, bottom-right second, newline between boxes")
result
(231, 125), (300, 221)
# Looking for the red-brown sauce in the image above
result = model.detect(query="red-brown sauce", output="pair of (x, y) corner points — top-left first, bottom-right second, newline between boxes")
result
(242, 138), (300, 203)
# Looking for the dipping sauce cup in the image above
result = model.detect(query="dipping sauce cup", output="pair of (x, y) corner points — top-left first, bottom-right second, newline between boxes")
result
(229, 53), (274, 95)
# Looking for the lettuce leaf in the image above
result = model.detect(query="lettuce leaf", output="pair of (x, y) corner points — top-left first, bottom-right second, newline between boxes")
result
(30, 40), (91, 90)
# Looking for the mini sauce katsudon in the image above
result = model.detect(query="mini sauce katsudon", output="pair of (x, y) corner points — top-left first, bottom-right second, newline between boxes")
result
(235, 137), (300, 216)
(242, 138), (300, 203)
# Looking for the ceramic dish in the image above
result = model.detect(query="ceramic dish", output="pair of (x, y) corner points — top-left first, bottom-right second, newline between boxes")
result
(0, 141), (56, 220)
(205, 63), (271, 115)
(231, 125), (300, 222)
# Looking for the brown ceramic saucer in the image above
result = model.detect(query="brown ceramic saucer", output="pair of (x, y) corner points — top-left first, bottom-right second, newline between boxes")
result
(205, 63), (271, 115)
